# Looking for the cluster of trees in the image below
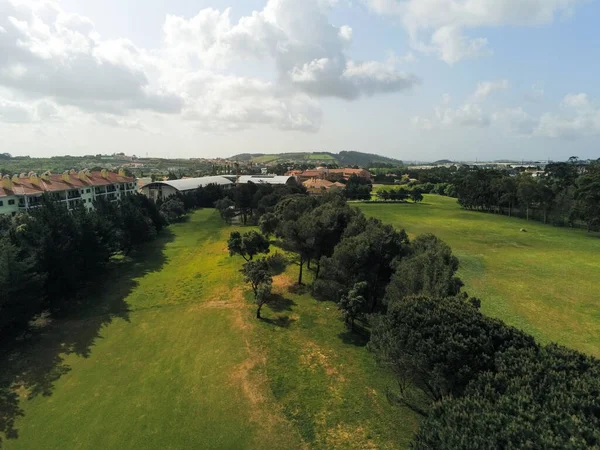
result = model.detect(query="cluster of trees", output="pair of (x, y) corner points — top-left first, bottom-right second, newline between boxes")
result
(223, 191), (464, 322)
(343, 174), (372, 200)
(370, 295), (600, 448)
(0, 194), (166, 338)
(223, 189), (600, 448)
(215, 182), (306, 225)
(402, 158), (600, 231)
(454, 161), (600, 230)
(375, 187), (424, 203)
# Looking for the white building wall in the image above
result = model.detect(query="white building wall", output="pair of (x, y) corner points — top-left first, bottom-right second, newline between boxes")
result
(0, 195), (19, 216)
(0, 181), (138, 216)
(140, 184), (179, 201)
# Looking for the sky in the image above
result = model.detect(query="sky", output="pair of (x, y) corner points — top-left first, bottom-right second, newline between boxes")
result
(1, 0), (599, 161)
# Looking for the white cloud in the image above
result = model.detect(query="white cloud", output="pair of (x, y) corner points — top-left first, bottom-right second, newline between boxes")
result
(430, 25), (491, 64)
(525, 82), (545, 103)
(161, 0), (420, 100)
(0, 97), (34, 123)
(94, 114), (157, 133)
(534, 93), (600, 138)
(0, 1), (183, 115)
(472, 80), (510, 101)
(0, 0), (418, 135)
(435, 103), (490, 127)
(413, 80), (507, 129)
(365, 0), (584, 63)
(562, 93), (590, 109)
(179, 71), (322, 132)
(494, 108), (537, 136)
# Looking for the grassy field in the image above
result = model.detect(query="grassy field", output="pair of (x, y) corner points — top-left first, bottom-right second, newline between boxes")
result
(358, 195), (600, 357)
(1, 210), (418, 449)
(250, 153), (338, 164)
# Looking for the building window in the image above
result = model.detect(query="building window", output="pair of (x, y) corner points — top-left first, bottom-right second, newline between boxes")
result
(88, 199), (92, 203)
(86, 189), (91, 193)
(0, 200), (3, 207)
(8, 199), (15, 205)
(81, 190), (84, 194)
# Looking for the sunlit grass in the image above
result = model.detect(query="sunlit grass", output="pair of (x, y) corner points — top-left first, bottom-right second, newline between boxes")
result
(4, 209), (418, 450)
(358, 195), (600, 356)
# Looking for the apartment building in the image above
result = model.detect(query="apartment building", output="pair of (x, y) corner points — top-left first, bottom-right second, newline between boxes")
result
(0, 169), (137, 216)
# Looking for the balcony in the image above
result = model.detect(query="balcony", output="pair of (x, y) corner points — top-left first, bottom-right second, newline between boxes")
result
(67, 190), (81, 200)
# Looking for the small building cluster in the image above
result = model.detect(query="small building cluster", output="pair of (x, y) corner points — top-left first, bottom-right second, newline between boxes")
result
(302, 178), (345, 195)
(0, 169), (137, 216)
(286, 167), (371, 182)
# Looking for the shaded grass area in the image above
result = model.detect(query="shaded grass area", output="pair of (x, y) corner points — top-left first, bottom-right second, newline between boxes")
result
(358, 195), (600, 357)
(2, 209), (417, 449)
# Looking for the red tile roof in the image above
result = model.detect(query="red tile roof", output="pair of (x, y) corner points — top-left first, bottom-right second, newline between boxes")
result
(0, 171), (135, 198)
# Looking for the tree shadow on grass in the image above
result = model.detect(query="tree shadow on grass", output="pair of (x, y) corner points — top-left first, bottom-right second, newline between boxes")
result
(338, 323), (371, 347)
(260, 315), (297, 328)
(267, 294), (297, 313)
(0, 229), (174, 448)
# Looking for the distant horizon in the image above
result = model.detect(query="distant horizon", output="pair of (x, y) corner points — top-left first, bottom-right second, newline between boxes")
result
(3, 151), (593, 165)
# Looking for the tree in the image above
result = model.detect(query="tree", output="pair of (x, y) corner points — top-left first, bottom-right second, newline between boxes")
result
(314, 218), (409, 311)
(228, 230), (270, 261)
(338, 282), (367, 329)
(274, 196), (318, 284)
(517, 175), (539, 221)
(413, 344), (600, 449)
(369, 296), (535, 409)
(255, 280), (273, 319)
(574, 160), (600, 231)
(215, 198), (235, 224)
(160, 198), (186, 223)
(385, 234), (463, 305)
(258, 212), (279, 239)
(278, 215), (314, 285)
(233, 182), (258, 225)
(241, 258), (272, 318)
(344, 174), (372, 200)
(410, 189), (424, 203)
(0, 237), (44, 335)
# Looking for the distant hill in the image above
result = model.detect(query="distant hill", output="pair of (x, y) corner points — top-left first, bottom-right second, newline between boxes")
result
(229, 151), (403, 167)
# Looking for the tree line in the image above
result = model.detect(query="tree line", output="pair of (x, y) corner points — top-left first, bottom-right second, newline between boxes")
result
(223, 190), (600, 448)
(405, 159), (600, 231)
(0, 194), (166, 339)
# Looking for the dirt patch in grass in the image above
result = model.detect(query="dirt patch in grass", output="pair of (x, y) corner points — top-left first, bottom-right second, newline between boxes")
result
(272, 274), (293, 291)
(300, 341), (344, 381)
(325, 424), (378, 450)
(226, 284), (302, 447)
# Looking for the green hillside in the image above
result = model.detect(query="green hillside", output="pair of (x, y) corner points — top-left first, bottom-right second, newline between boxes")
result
(230, 151), (403, 167)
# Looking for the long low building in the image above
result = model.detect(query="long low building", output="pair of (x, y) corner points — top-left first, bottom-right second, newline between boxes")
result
(0, 169), (137, 216)
(237, 175), (298, 185)
(140, 176), (233, 201)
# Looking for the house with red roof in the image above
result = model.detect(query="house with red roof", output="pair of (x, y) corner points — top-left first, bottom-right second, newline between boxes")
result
(0, 169), (137, 216)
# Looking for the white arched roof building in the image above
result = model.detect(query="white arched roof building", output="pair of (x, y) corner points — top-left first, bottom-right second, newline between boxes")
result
(140, 176), (233, 201)
(237, 175), (298, 185)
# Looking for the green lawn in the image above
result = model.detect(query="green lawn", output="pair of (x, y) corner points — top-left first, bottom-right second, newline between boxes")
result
(2, 210), (418, 449)
(358, 195), (600, 357)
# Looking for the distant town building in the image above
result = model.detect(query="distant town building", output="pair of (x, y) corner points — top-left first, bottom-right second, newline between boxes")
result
(140, 176), (233, 201)
(286, 167), (371, 182)
(303, 178), (345, 195)
(0, 169), (137, 216)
